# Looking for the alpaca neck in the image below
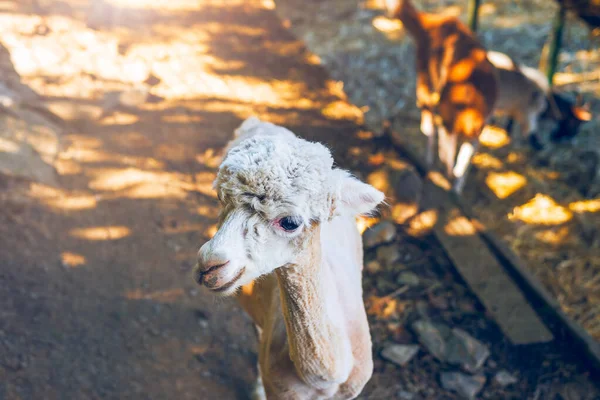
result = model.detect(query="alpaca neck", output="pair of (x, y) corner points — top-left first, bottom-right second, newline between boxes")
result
(275, 223), (351, 389)
(393, 0), (427, 41)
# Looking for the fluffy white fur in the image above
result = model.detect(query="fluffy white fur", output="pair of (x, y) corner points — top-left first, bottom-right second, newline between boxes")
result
(194, 117), (384, 399)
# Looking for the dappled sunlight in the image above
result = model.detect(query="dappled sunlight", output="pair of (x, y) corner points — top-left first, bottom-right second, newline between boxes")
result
(320, 100), (364, 124)
(506, 152), (525, 164)
(569, 198), (600, 213)
(70, 226), (131, 240)
(195, 148), (223, 169)
(444, 216), (477, 236)
(161, 114), (204, 123)
(368, 152), (386, 166)
(85, 168), (216, 200)
(485, 171), (527, 199)
(356, 129), (375, 140)
(427, 171), (451, 191)
(305, 53), (321, 65)
(54, 159), (83, 175)
(261, 0), (276, 10)
(46, 194), (97, 211)
(196, 205), (218, 217)
(480, 126), (510, 149)
(472, 152), (503, 170)
(24, 181), (63, 201)
(367, 169), (391, 193)
(100, 112), (140, 126)
(407, 209), (438, 236)
(62, 147), (165, 170)
(60, 251), (87, 268)
(45, 102), (104, 121)
(89, 168), (177, 191)
(356, 216), (379, 235)
(125, 288), (185, 303)
(0, 137), (20, 153)
(534, 226), (571, 245)
(366, 295), (403, 320)
(0, 3), (335, 122)
(391, 202), (419, 225)
(104, 0), (206, 11)
(509, 194), (573, 225)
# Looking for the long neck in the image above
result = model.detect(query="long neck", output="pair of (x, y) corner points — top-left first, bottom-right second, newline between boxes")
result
(275, 224), (351, 389)
(392, 0), (427, 41)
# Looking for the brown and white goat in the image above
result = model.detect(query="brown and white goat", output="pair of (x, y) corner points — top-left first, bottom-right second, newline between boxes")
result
(385, 0), (498, 193)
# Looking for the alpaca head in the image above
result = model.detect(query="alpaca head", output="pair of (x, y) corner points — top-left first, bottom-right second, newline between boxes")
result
(194, 119), (384, 296)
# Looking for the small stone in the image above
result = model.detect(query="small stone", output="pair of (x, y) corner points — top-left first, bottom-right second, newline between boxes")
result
(494, 370), (518, 387)
(412, 320), (452, 361)
(198, 319), (209, 328)
(457, 300), (477, 314)
(440, 372), (486, 400)
(376, 245), (401, 266)
(365, 260), (382, 274)
(428, 294), (449, 310)
(397, 271), (420, 286)
(446, 328), (490, 372)
(415, 300), (430, 319)
(381, 344), (420, 366)
(397, 390), (415, 400)
(363, 220), (396, 248)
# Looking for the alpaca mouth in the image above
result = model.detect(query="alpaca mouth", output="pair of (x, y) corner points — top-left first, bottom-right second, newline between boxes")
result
(210, 267), (246, 293)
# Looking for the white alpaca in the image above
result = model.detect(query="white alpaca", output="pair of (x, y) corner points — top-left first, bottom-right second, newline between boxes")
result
(193, 117), (384, 399)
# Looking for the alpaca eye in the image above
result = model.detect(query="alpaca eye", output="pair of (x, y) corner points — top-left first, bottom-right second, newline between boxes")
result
(279, 216), (302, 232)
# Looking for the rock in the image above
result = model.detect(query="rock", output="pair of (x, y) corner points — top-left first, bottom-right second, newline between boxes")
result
(494, 370), (518, 387)
(428, 293), (449, 310)
(397, 390), (415, 400)
(446, 328), (490, 373)
(412, 320), (452, 361)
(363, 220), (396, 248)
(440, 372), (486, 400)
(0, 109), (60, 186)
(376, 244), (401, 266)
(397, 271), (420, 286)
(381, 344), (420, 367)
(365, 260), (382, 274)
(412, 321), (489, 372)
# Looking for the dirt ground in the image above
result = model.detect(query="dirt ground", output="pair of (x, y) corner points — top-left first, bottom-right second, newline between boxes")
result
(0, 0), (598, 399)
(272, 0), (600, 343)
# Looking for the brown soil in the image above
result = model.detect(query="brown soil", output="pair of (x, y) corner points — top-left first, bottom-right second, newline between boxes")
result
(0, 0), (598, 399)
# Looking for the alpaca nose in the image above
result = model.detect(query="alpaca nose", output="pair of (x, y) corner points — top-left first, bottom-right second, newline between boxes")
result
(194, 257), (229, 285)
(196, 243), (229, 277)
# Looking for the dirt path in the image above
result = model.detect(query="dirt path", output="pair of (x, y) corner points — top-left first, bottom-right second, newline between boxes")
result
(0, 1), (598, 399)
(0, 1), (367, 398)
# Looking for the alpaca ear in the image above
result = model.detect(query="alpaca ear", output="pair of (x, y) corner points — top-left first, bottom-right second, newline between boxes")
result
(332, 169), (385, 216)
